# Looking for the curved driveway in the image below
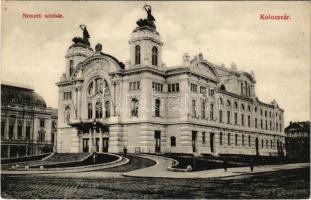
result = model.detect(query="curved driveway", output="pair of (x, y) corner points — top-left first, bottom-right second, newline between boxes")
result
(123, 154), (310, 179)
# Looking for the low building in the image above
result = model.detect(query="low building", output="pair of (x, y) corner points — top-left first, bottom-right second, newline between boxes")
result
(1, 83), (58, 158)
(56, 6), (285, 156)
(285, 121), (310, 160)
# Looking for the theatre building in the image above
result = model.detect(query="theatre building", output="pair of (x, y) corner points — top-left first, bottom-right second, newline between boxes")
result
(1, 83), (57, 158)
(56, 7), (285, 156)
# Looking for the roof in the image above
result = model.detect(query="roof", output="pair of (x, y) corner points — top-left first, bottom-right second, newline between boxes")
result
(1, 84), (47, 108)
(285, 121), (310, 133)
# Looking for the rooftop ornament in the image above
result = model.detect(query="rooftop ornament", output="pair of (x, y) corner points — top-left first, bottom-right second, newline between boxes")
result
(136, 5), (156, 30)
(72, 24), (91, 47)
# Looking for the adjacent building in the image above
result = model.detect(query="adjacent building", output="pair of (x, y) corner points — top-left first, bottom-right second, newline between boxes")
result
(1, 83), (57, 158)
(285, 121), (310, 160)
(56, 7), (285, 156)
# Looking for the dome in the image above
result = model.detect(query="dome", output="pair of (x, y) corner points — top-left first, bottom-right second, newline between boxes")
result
(1, 84), (47, 108)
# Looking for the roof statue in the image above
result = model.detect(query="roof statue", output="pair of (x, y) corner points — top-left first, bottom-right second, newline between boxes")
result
(72, 24), (91, 47)
(136, 5), (156, 30)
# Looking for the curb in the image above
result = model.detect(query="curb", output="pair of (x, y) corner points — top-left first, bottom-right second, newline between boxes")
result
(1, 154), (129, 175)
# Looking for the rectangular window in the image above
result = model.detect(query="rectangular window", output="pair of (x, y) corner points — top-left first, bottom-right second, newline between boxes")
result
(228, 133), (231, 145)
(168, 83), (179, 93)
(270, 121), (272, 130)
(210, 104), (214, 120)
(17, 123), (23, 139)
(227, 111), (230, 124)
(248, 135), (251, 147)
(242, 135), (245, 146)
(40, 119), (45, 128)
(201, 100), (206, 119)
(219, 110), (223, 123)
(248, 115), (251, 127)
(266, 140), (268, 148)
(202, 132), (206, 144)
(235, 134), (238, 146)
(152, 82), (163, 92)
(200, 86), (206, 94)
(191, 83), (198, 92)
(1, 120), (5, 138)
(63, 91), (72, 100)
(255, 118), (258, 128)
(261, 119), (263, 129)
(234, 113), (238, 125)
(192, 100), (196, 117)
(241, 114), (244, 126)
(219, 132), (223, 145)
(129, 81), (141, 91)
(261, 139), (264, 148)
(26, 124), (30, 140)
(265, 120), (268, 130)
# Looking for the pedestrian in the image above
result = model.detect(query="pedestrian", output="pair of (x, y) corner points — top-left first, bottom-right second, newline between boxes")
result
(223, 158), (227, 172)
(249, 158), (254, 172)
(123, 146), (127, 158)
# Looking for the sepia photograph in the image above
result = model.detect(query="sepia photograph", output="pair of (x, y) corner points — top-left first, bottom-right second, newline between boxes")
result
(1, 1), (310, 199)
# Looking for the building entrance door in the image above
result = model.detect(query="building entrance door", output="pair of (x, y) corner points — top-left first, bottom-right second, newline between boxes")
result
(192, 131), (197, 152)
(103, 138), (109, 152)
(210, 132), (215, 153)
(83, 139), (89, 152)
(255, 138), (259, 156)
(154, 131), (161, 153)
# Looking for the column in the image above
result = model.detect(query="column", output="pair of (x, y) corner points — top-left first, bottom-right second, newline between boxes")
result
(7, 145), (10, 158)
(88, 128), (92, 153)
(22, 119), (26, 140)
(99, 128), (103, 153)
(13, 118), (18, 140)
(5, 115), (9, 140)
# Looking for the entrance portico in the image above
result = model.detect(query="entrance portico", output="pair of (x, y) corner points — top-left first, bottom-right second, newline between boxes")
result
(69, 120), (109, 153)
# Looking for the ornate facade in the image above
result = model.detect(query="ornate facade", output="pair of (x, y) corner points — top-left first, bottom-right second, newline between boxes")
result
(1, 83), (57, 158)
(56, 7), (285, 156)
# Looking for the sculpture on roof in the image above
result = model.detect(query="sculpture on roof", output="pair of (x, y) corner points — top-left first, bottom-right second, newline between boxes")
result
(72, 24), (90, 47)
(136, 5), (156, 30)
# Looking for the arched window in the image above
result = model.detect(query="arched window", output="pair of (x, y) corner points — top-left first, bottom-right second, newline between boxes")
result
(95, 102), (103, 118)
(131, 98), (139, 117)
(170, 136), (176, 147)
(152, 46), (158, 66)
(219, 98), (223, 105)
(241, 104), (245, 111)
(88, 103), (93, 119)
(247, 105), (251, 112)
(64, 106), (70, 123)
(105, 101), (110, 118)
(234, 102), (238, 109)
(135, 45), (141, 65)
(155, 99), (161, 117)
(226, 100), (231, 107)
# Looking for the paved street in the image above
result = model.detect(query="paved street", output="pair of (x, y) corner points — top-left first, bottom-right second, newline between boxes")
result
(2, 167), (309, 199)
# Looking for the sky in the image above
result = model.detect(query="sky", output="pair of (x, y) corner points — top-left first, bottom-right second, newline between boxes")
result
(1, 1), (310, 126)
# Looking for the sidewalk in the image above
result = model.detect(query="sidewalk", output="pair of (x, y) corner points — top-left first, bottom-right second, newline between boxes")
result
(123, 154), (310, 179)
